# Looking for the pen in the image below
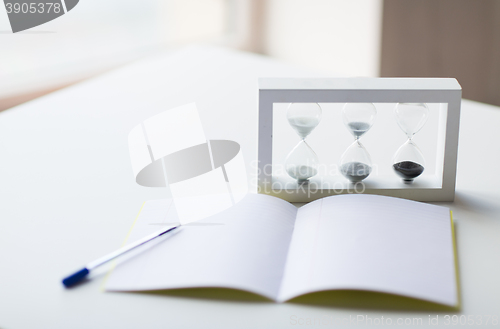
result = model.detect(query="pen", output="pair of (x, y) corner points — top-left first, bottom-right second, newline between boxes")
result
(62, 225), (180, 288)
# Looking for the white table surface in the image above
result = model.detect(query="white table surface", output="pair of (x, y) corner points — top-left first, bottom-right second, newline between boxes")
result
(0, 46), (499, 329)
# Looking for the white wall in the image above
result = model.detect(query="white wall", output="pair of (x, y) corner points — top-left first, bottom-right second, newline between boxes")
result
(263, 0), (383, 77)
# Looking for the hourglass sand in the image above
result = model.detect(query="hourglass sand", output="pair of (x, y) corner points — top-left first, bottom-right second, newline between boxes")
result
(285, 103), (322, 183)
(393, 103), (429, 183)
(340, 103), (377, 183)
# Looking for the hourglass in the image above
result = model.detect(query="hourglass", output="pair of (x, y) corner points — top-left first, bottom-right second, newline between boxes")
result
(393, 103), (429, 183)
(340, 103), (377, 183)
(285, 103), (322, 183)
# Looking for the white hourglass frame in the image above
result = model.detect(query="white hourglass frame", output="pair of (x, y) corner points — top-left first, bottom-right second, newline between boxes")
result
(258, 78), (461, 202)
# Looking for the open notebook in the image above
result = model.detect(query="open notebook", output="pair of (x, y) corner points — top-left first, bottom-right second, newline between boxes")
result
(105, 193), (459, 308)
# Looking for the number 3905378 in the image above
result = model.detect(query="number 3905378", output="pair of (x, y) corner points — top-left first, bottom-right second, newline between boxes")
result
(5, 3), (62, 14)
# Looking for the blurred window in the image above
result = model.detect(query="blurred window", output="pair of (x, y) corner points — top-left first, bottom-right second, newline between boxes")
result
(0, 0), (240, 99)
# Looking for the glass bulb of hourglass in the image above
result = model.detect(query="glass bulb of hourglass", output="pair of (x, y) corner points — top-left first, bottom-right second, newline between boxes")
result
(342, 103), (377, 139)
(287, 103), (322, 139)
(285, 140), (319, 182)
(393, 103), (429, 183)
(394, 103), (429, 139)
(340, 140), (372, 183)
(393, 140), (425, 183)
(340, 103), (376, 183)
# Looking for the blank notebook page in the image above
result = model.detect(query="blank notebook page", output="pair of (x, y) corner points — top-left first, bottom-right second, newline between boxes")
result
(105, 193), (297, 301)
(279, 194), (457, 306)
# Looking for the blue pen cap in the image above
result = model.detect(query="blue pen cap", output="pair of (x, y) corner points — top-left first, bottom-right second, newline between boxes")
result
(62, 268), (89, 288)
